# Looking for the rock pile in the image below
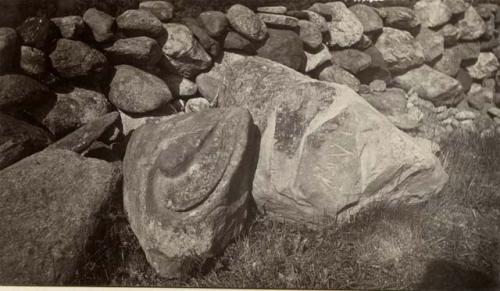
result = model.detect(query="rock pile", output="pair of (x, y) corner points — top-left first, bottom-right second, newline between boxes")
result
(2, 0), (500, 283)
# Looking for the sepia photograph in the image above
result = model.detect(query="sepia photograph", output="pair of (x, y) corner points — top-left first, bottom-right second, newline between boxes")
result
(1, 0), (500, 289)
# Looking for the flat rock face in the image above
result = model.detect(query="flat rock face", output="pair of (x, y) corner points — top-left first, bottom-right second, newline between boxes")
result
(466, 52), (499, 80)
(161, 23), (213, 78)
(433, 47), (462, 77)
(414, 0), (452, 28)
(375, 27), (425, 74)
(0, 28), (20, 74)
(324, 2), (364, 48)
(109, 65), (172, 114)
(104, 36), (162, 68)
(197, 11), (229, 38)
(256, 28), (306, 72)
(394, 64), (464, 106)
(349, 4), (383, 35)
(0, 149), (121, 285)
(139, 1), (174, 22)
(123, 107), (257, 278)
(49, 39), (109, 79)
(458, 6), (486, 41)
(83, 8), (115, 43)
(330, 49), (372, 74)
(415, 27), (444, 63)
(216, 56), (448, 225)
(227, 4), (268, 41)
(0, 74), (52, 110)
(304, 45), (330, 72)
(180, 17), (220, 57)
(0, 113), (52, 170)
(379, 7), (420, 31)
(116, 9), (164, 38)
(297, 20), (323, 50)
(31, 86), (112, 137)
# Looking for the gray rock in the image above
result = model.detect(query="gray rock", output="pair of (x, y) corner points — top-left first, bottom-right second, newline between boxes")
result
(458, 6), (486, 41)
(456, 68), (473, 92)
(443, 0), (467, 15)
(414, 0), (452, 28)
(181, 17), (221, 57)
(433, 47), (462, 77)
(437, 24), (459, 46)
(185, 97), (210, 113)
(0, 28), (19, 74)
(375, 27), (425, 74)
(0, 149), (121, 285)
(298, 20), (322, 50)
(0, 113), (52, 170)
(161, 73), (198, 98)
(256, 28), (306, 72)
(316, 64), (361, 92)
(370, 80), (387, 92)
(302, 10), (328, 33)
(31, 86), (111, 137)
(466, 52), (499, 80)
(49, 39), (109, 79)
(258, 13), (298, 29)
(330, 49), (372, 74)
(124, 107), (257, 278)
(83, 8), (115, 43)
(109, 65), (172, 114)
(49, 112), (120, 153)
(161, 23), (213, 78)
(416, 27), (444, 63)
(224, 31), (256, 54)
(378, 7), (420, 31)
(349, 4), (383, 35)
(394, 64), (464, 106)
(16, 17), (54, 49)
(116, 9), (164, 38)
(357, 45), (392, 84)
(51, 16), (85, 39)
(257, 6), (287, 14)
(197, 11), (229, 38)
(227, 4), (267, 41)
(139, 1), (174, 22)
(451, 41), (480, 63)
(324, 2), (364, 48)
(304, 45), (330, 73)
(20, 46), (47, 76)
(0, 74), (51, 110)
(104, 36), (162, 68)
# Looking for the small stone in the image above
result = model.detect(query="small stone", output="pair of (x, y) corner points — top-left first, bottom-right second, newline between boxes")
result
(370, 80), (387, 92)
(104, 36), (162, 68)
(161, 74), (198, 98)
(443, 0), (467, 15)
(487, 106), (500, 118)
(257, 6), (287, 14)
(458, 6), (486, 41)
(466, 52), (499, 80)
(455, 110), (476, 120)
(51, 16), (85, 39)
(324, 2), (364, 48)
(139, 1), (174, 22)
(224, 31), (255, 54)
(302, 10), (328, 33)
(185, 97), (210, 113)
(256, 28), (306, 72)
(258, 13), (298, 29)
(83, 8), (115, 43)
(298, 20), (322, 50)
(20, 46), (46, 76)
(378, 7), (420, 31)
(116, 9), (164, 38)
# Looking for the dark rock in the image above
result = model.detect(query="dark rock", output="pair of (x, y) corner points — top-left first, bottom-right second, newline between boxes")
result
(116, 9), (164, 38)
(0, 74), (52, 110)
(224, 31), (256, 54)
(0, 28), (20, 74)
(181, 17), (221, 57)
(20, 46), (47, 76)
(16, 16), (55, 49)
(256, 28), (306, 72)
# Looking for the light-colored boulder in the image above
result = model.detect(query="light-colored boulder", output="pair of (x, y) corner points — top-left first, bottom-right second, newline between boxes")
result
(414, 0), (452, 28)
(116, 9), (164, 38)
(324, 2), (364, 48)
(216, 56), (448, 224)
(123, 107), (258, 278)
(375, 27), (425, 74)
(458, 6), (486, 40)
(349, 4), (383, 35)
(443, 0), (467, 15)
(415, 27), (444, 63)
(227, 4), (267, 41)
(185, 97), (210, 113)
(258, 13), (298, 28)
(104, 36), (162, 68)
(298, 20), (323, 50)
(257, 6), (287, 14)
(83, 8), (114, 43)
(304, 45), (330, 72)
(0, 149), (121, 284)
(394, 64), (464, 106)
(378, 7), (420, 31)
(433, 47), (462, 77)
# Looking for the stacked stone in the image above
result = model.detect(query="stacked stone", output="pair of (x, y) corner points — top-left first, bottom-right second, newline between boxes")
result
(1, 0), (500, 285)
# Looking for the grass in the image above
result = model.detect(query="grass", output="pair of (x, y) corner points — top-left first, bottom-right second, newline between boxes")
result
(72, 130), (500, 290)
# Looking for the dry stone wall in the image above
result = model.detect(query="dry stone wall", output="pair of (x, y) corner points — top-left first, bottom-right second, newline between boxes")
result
(0, 0), (499, 283)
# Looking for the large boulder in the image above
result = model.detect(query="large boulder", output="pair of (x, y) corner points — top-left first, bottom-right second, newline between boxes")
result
(161, 23), (213, 78)
(414, 0), (452, 28)
(31, 86), (111, 137)
(0, 149), (121, 284)
(0, 74), (52, 110)
(226, 4), (267, 41)
(256, 28), (306, 72)
(116, 9), (164, 38)
(324, 2), (364, 48)
(0, 28), (20, 74)
(0, 113), (52, 170)
(394, 64), (464, 106)
(83, 8), (115, 43)
(458, 6), (486, 41)
(104, 36), (162, 68)
(49, 39), (109, 79)
(109, 65), (172, 114)
(466, 52), (499, 80)
(123, 107), (258, 278)
(216, 56), (448, 224)
(375, 27), (425, 74)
